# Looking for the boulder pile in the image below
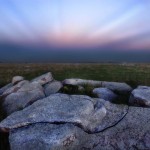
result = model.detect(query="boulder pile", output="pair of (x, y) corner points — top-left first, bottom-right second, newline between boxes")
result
(0, 72), (150, 150)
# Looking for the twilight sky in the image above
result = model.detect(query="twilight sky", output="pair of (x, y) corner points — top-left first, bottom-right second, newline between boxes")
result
(0, 0), (150, 62)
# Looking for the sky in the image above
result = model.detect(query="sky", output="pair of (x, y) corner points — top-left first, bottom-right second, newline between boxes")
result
(0, 0), (150, 62)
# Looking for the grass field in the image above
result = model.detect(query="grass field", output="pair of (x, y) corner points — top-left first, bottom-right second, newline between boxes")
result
(0, 63), (150, 87)
(0, 63), (150, 149)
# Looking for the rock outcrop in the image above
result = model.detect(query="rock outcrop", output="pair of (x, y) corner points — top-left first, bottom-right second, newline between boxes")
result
(8, 106), (150, 150)
(63, 78), (132, 94)
(129, 86), (150, 107)
(0, 73), (149, 150)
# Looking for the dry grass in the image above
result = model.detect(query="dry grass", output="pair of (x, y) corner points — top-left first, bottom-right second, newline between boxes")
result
(0, 63), (150, 87)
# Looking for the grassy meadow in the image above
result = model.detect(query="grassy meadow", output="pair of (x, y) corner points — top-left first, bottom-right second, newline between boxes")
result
(0, 63), (150, 87)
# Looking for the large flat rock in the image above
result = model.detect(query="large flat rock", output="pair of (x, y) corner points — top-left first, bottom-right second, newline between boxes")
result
(63, 79), (132, 95)
(9, 123), (90, 150)
(0, 94), (128, 133)
(9, 107), (150, 150)
(92, 106), (150, 150)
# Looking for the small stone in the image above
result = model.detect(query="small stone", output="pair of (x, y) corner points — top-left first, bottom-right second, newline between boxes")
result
(12, 76), (24, 85)
(129, 86), (150, 107)
(93, 87), (118, 102)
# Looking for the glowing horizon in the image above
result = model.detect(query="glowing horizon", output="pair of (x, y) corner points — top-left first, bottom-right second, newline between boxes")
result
(0, 0), (150, 50)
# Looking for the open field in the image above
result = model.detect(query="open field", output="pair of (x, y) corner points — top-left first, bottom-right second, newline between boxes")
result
(0, 63), (150, 87)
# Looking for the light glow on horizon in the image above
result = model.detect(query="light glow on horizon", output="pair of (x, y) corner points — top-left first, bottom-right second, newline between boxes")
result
(0, 0), (150, 50)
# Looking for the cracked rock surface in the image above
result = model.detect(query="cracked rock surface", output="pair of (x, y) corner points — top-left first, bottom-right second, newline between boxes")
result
(9, 123), (91, 150)
(9, 106), (150, 150)
(0, 94), (108, 133)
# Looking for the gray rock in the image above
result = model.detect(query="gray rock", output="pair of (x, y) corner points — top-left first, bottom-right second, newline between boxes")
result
(12, 76), (24, 85)
(63, 78), (102, 86)
(0, 94), (107, 133)
(92, 106), (150, 150)
(0, 94), (128, 134)
(3, 82), (45, 115)
(129, 86), (150, 107)
(93, 99), (128, 132)
(102, 81), (132, 95)
(93, 88), (118, 102)
(9, 123), (90, 150)
(9, 107), (150, 150)
(44, 81), (62, 96)
(63, 79), (132, 95)
(0, 83), (12, 96)
(31, 72), (53, 85)
(2, 80), (29, 97)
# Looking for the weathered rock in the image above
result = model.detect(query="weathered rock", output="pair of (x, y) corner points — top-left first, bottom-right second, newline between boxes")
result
(44, 81), (62, 96)
(12, 76), (24, 85)
(9, 123), (90, 150)
(2, 80), (29, 97)
(63, 79), (132, 95)
(93, 88), (118, 102)
(0, 83), (12, 96)
(129, 86), (150, 107)
(3, 82), (45, 115)
(31, 72), (53, 85)
(102, 81), (132, 95)
(63, 78), (102, 86)
(0, 94), (128, 134)
(93, 99), (128, 131)
(92, 106), (150, 150)
(9, 107), (150, 150)
(17, 81), (44, 92)
(0, 94), (107, 133)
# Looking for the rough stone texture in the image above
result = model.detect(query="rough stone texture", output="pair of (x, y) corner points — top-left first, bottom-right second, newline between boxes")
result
(3, 82), (45, 115)
(31, 72), (53, 85)
(63, 79), (132, 95)
(12, 76), (24, 85)
(93, 99), (128, 131)
(3, 90), (45, 115)
(129, 86), (150, 107)
(93, 88), (118, 102)
(8, 107), (150, 150)
(0, 83), (12, 96)
(92, 107), (150, 150)
(102, 81), (132, 95)
(0, 94), (107, 133)
(44, 81), (62, 96)
(2, 80), (29, 97)
(0, 94), (128, 134)
(9, 123), (90, 150)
